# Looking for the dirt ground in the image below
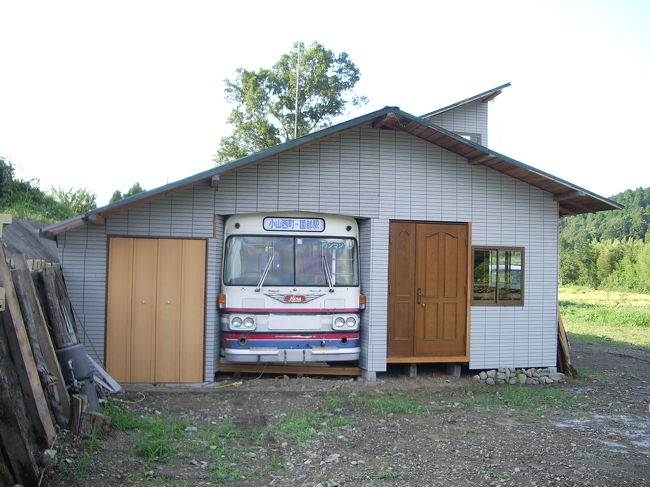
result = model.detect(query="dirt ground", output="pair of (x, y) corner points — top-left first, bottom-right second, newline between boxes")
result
(43, 339), (649, 487)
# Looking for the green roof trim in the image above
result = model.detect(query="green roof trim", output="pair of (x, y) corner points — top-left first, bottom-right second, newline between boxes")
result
(390, 108), (622, 210)
(420, 82), (512, 118)
(78, 106), (401, 218)
(41, 101), (621, 238)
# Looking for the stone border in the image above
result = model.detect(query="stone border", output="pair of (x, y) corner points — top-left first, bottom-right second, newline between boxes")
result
(472, 367), (565, 385)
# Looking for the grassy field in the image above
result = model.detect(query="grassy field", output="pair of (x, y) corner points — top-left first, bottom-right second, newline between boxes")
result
(559, 286), (650, 349)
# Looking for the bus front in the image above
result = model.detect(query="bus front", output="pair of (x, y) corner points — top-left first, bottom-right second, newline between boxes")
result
(219, 213), (363, 364)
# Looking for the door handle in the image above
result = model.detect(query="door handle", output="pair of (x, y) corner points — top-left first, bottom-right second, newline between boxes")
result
(417, 288), (423, 305)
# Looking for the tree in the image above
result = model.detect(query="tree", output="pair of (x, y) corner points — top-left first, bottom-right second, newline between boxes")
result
(215, 41), (367, 164)
(49, 187), (97, 214)
(109, 182), (145, 203)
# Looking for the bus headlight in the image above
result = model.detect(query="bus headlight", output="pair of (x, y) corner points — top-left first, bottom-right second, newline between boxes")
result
(346, 317), (357, 328)
(333, 317), (346, 329)
(243, 317), (255, 329)
(230, 317), (243, 329)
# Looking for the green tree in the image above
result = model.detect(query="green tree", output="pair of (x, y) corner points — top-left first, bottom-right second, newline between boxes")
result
(0, 157), (73, 221)
(49, 187), (97, 214)
(109, 182), (145, 203)
(215, 41), (367, 164)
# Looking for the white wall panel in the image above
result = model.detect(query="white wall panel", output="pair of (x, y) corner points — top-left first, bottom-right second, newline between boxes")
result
(58, 122), (559, 376)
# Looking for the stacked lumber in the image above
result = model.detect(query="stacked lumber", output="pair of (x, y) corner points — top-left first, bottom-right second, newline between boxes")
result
(557, 313), (576, 376)
(0, 218), (112, 486)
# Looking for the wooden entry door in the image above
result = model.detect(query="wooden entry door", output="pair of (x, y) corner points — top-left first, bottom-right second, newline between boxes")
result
(388, 222), (468, 360)
(106, 237), (206, 383)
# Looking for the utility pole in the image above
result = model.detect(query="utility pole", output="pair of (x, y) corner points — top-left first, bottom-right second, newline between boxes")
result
(294, 41), (304, 139)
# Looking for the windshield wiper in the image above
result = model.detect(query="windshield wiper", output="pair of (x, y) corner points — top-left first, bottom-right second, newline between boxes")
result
(321, 252), (334, 293)
(255, 250), (275, 291)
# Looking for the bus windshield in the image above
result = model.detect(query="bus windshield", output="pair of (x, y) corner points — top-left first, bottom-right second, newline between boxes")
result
(224, 236), (358, 287)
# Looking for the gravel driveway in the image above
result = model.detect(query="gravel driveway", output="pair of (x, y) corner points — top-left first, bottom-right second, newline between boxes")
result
(44, 339), (649, 486)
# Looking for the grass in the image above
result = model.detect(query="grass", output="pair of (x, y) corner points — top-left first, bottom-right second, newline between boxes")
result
(559, 287), (650, 349)
(364, 392), (429, 417)
(265, 410), (327, 443)
(330, 415), (355, 428)
(133, 417), (186, 459)
(102, 402), (188, 459)
(463, 384), (582, 415)
(322, 394), (343, 410)
(101, 401), (155, 430)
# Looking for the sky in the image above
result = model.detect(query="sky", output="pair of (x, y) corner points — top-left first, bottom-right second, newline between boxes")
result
(1, 0), (649, 206)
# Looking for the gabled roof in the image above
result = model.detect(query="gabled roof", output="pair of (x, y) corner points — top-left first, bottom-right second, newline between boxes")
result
(420, 82), (511, 119)
(41, 105), (621, 239)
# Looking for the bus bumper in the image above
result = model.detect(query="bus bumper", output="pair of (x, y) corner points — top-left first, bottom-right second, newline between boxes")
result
(221, 332), (360, 363)
(222, 347), (360, 363)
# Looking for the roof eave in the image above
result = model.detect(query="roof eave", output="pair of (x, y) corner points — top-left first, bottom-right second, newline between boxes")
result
(420, 82), (512, 119)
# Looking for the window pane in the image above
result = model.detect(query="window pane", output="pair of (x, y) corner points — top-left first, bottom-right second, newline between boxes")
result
(295, 238), (358, 286)
(497, 250), (522, 302)
(224, 236), (294, 286)
(473, 249), (497, 302)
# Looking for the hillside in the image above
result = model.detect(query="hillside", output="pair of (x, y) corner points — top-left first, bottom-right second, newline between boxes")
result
(560, 186), (650, 244)
(560, 186), (650, 291)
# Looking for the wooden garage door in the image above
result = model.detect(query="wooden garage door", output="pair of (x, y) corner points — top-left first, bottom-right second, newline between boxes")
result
(388, 222), (468, 361)
(106, 237), (206, 383)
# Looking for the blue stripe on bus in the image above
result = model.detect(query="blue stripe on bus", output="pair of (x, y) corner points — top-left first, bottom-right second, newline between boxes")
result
(224, 338), (360, 350)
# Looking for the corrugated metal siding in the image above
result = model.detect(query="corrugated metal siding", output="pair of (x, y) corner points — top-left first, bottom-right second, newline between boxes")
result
(426, 101), (489, 146)
(58, 124), (558, 375)
(57, 225), (107, 365)
(58, 185), (220, 381)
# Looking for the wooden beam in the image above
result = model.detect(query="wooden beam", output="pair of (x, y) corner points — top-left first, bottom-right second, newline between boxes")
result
(480, 90), (502, 103)
(218, 363), (362, 376)
(372, 112), (398, 130)
(210, 175), (220, 189)
(468, 154), (495, 165)
(566, 199), (596, 213)
(387, 355), (469, 364)
(87, 213), (105, 225)
(12, 255), (70, 427)
(0, 314), (41, 487)
(0, 245), (56, 447)
(40, 215), (85, 239)
(554, 191), (587, 202)
(559, 206), (579, 216)
(0, 213), (12, 237)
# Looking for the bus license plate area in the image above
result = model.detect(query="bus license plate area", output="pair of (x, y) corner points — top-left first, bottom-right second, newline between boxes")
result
(268, 314), (321, 330)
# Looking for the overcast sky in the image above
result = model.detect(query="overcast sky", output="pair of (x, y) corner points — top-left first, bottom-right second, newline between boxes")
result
(1, 0), (648, 206)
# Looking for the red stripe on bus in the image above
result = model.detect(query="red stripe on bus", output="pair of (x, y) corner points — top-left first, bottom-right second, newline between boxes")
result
(223, 308), (360, 313)
(222, 333), (359, 340)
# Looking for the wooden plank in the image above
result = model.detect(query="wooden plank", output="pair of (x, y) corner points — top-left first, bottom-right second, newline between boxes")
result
(0, 244), (56, 447)
(179, 239), (206, 382)
(40, 215), (86, 239)
(0, 313), (41, 486)
(106, 238), (135, 382)
(130, 239), (157, 383)
(468, 155), (497, 165)
(386, 355), (469, 364)
(155, 239), (182, 382)
(41, 264), (78, 348)
(78, 411), (111, 438)
(70, 394), (88, 435)
(218, 364), (362, 376)
(554, 191), (587, 202)
(12, 255), (70, 427)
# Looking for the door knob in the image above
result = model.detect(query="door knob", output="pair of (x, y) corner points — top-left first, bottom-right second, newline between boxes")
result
(417, 288), (422, 304)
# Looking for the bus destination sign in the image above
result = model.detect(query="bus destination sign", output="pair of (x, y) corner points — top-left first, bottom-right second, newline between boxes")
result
(263, 217), (325, 232)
